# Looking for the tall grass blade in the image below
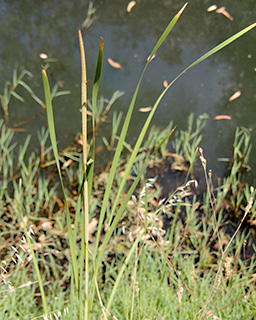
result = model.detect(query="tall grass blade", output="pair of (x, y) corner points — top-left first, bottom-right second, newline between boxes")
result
(148, 2), (188, 61)
(42, 67), (79, 290)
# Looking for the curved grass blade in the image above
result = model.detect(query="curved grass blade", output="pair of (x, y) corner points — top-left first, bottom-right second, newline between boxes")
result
(168, 22), (256, 88)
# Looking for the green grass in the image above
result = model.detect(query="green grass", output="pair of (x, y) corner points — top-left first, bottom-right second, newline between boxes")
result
(0, 109), (256, 319)
(1, 4), (256, 320)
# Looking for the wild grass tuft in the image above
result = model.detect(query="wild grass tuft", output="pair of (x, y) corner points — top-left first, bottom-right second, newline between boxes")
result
(1, 3), (256, 320)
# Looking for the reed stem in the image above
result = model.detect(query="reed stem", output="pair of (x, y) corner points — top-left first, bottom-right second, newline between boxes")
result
(78, 29), (89, 320)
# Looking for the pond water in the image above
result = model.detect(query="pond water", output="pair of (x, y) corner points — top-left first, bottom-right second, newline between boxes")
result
(1, 0), (256, 183)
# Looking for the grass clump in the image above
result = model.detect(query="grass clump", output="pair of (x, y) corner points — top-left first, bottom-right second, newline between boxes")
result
(1, 3), (256, 320)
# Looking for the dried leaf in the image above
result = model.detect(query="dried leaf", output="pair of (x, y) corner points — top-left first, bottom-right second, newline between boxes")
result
(163, 80), (168, 88)
(216, 6), (233, 20)
(95, 145), (103, 154)
(139, 107), (152, 112)
(79, 109), (92, 116)
(77, 139), (83, 145)
(207, 5), (217, 12)
(41, 221), (53, 229)
(127, 1), (136, 13)
(220, 10), (233, 20)
(20, 216), (28, 229)
(250, 220), (256, 226)
(88, 218), (98, 234)
(10, 128), (27, 132)
(23, 242), (43, 251)
(107, 58), (122, 69)
(147, 53), (156, 62)
(61, 158), (73, 169)
(216, 6), (226, 13)
(54, 195), (64, 208)
(39, 53), (48, 59)
(214, 115), (232, 120)
(39, 234), (46, 242)
(58, 81), (64, 88)
(229, 90), (241, 102)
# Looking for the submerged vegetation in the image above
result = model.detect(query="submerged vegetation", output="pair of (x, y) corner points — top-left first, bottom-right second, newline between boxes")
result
(1, 3), (256, 320)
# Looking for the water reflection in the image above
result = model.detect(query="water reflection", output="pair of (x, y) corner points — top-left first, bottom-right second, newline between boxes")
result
(0, 0), (256, 181)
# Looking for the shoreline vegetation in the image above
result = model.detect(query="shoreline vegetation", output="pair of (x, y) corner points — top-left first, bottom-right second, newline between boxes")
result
(1, 4), (256, 319)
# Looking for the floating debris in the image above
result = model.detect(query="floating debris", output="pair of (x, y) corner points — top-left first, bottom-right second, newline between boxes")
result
(163, 80), (168, 88)
(207, 5), (233, 21)
(216, 6), (233, 21)
(39, 53), (48, 59)
(207, 5), (217, 12)
(214, 115), (232, 120)
(127, 1), (136, 13)
(107, 58), (122, 69)
(139, 107), (152, 112)
(229, 90), (241, 102)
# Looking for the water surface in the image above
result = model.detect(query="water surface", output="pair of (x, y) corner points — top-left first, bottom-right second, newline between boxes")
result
(0, 0), (256, 182)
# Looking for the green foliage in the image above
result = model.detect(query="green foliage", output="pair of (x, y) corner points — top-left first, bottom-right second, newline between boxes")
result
(1, 4), (256, 320)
